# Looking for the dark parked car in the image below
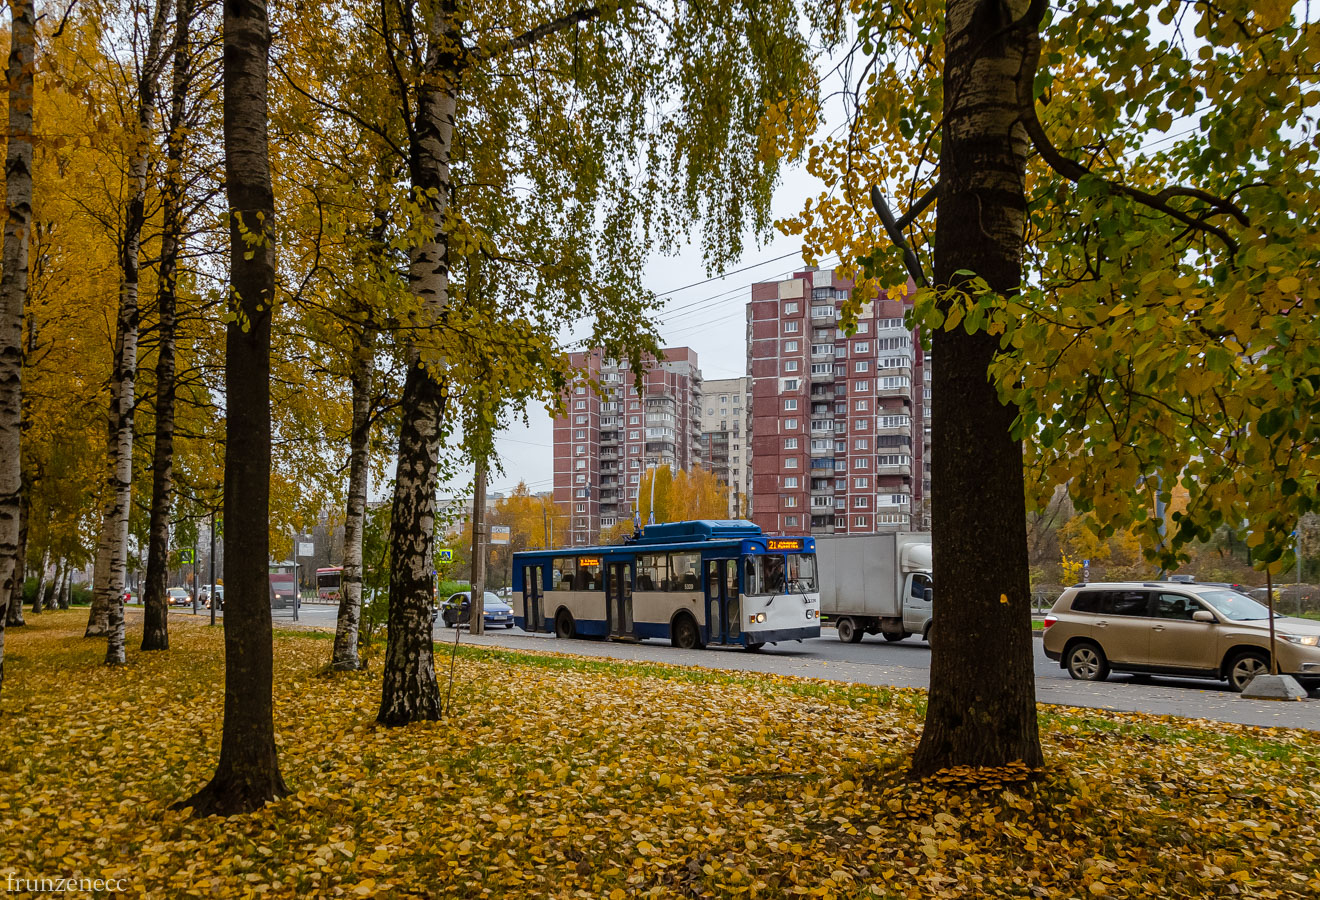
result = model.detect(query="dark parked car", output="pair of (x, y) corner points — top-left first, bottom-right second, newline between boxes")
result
(437, 591), (515, 629)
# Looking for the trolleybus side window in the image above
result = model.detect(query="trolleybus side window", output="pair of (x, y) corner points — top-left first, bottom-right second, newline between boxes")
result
(636, 554), (665, 591)
(575, 557), (603, 591)
(669, 552), (701, 591)
(787, 553), (818, 592)
(552, 557), (575, 591)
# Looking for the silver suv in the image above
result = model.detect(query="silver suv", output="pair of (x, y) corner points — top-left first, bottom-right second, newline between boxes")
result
(1043, 582), (1320, 692)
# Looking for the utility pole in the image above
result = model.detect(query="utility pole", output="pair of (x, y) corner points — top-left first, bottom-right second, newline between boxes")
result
(208, 508), (216, 626)
(541, 497), (550, 549)
(469, 461), (488, 634)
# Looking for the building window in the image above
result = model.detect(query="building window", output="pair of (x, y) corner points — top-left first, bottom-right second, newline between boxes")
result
(575, 429), (586, 439)
(810, 362), (833, 375)
(629, 430), (640, 439)
(576, 474), (586, 483)
(576, 503), (586, 513)
(854, 341), (870, 353)
(835, 516), (846, 528)
(575, 445), (586, 456)
(784, 398), (798, 411)
(786, 515), (799, 527)
(856, 321), (870, 334)
(853, 457), (869, 469)
(630, 459), (640, 469)
(811, 305), (834, 318)
(784, 495), (799, 508)
(784, 476), (799, 488)
(855, 380), (870, 392)
(785, 457), (799, 468)
(855, 516), (868, 528)
(811, 438), (832, 452)
(853, 419), (869, 431)
(880, 376), (910, 389)
(854, 361), (870, 373)
(854, 399), (868, 411)
(784, 321), (800, 333)
(854, 477), (869, 489)
(784, 360), (799, 372)
(785, 418), (798, 430)
(784, 438), (799, 450)
(784, 340), (799, 352)
(784, 301), (799, 314)
(575, 400), (586, 410)
(602, 517), (615, 527)
(854, 438), (870, 450)
(575, 415), (587, 425)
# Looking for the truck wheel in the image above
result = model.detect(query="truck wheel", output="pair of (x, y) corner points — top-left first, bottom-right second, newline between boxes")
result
(882, 632), (905, 642)
(836, 617), (864, 643)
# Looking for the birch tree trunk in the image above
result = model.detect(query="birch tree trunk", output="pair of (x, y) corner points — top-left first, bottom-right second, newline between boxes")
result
(377, 2), (459, 726)
(30, 546), (48, 614)
(98, 0), (170, 664)
(142, 0), (194, 653)
(910, 0), (1044, 776)
(43, 558), (62, 611)
(6, 476), (27, 627)
(0, 0), (34, 693)
(177, 0), (288, 816)
(58, 565), (70, 609)
(331, 324), (376, 671)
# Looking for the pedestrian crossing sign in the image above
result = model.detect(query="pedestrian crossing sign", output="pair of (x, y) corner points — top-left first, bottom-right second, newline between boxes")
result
(179, 549), (195, 564)
(438, 549), (453, 563)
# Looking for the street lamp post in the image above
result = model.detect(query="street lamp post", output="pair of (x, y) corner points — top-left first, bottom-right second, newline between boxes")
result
(208, 508), (217, 626)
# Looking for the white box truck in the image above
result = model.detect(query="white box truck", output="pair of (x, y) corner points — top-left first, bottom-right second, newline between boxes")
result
(815, 533), (933, 643)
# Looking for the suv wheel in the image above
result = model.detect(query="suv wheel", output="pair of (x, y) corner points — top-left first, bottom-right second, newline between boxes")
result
(1227, 650), (1270, 692)
(1065, 642), (1110, 682)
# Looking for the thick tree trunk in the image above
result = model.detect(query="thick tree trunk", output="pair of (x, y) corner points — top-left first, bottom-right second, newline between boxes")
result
(30, 546), (48, 614)
(6, 477), (27, 627)
(377, 3), (459, 726)
(911, 0), (1044, 777)
(177, 0), (288, 816)
(100, 0), (169, 665)
(142, 0), (193, 653)
(331, 326), (375, 671)
(0, 0), (33, 693)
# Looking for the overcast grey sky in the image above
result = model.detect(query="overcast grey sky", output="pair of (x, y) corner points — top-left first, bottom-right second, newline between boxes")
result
(474, 162), (831, 501)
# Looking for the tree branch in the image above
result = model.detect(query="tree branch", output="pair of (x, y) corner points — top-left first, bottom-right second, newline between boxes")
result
(476, 3), (611, 65)
(869, 185), (929, 287)
(1015, 24), (1246, 257)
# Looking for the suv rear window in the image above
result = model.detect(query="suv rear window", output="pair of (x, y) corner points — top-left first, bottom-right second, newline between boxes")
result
(1070, 590), (1150, 616)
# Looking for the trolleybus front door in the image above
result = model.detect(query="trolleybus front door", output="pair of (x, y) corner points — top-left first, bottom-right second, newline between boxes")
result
(521, 565), (544, 633)
(606, 561), (635, 640)
(704, 558), (741, 644)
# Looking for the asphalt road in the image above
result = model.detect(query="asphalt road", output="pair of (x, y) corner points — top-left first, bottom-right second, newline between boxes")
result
(181, 602), (1320, 731)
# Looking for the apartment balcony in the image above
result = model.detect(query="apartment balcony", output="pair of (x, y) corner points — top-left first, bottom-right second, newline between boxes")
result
(876, 463), (912, 477)
(810, 478), (833, 491)
(875, 419), (911, 436)
(877, 363), (913, 379)
(600, 433), (618, 447)
(877, 383), (913, 399)
(810, 496), (835, 510)
(809, 458), (835, 471)
(809, 419), (835, 434)
(810, 517), (835, 533)
(810, 306), (837, 321)
(809, 367), (835, 383)
(600, 449), (618, 462)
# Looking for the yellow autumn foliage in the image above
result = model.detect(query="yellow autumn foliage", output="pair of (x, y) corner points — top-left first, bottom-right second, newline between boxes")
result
(2, 612), (1319, 898)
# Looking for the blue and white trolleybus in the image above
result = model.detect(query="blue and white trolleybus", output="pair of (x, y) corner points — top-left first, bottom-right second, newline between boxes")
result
(512, 520), (820, 650)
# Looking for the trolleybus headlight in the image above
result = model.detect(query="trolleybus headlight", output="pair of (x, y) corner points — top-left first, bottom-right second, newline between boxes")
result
(752, 612), (766, 624)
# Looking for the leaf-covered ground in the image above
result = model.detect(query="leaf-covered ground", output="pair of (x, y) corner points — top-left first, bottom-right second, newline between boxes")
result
(2, 612), (1318, 898)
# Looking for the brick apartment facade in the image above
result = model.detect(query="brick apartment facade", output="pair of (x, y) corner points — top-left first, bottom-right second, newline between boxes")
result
(552, 348), (702, 546)
(696, 377), (751, 517)
(747, 268), (929, 536)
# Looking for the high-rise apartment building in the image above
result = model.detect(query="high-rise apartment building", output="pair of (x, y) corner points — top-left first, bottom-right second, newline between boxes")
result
(747, 268), (929, 536)
(553, 347), (702, 545)
(696, 376), (751, 517)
